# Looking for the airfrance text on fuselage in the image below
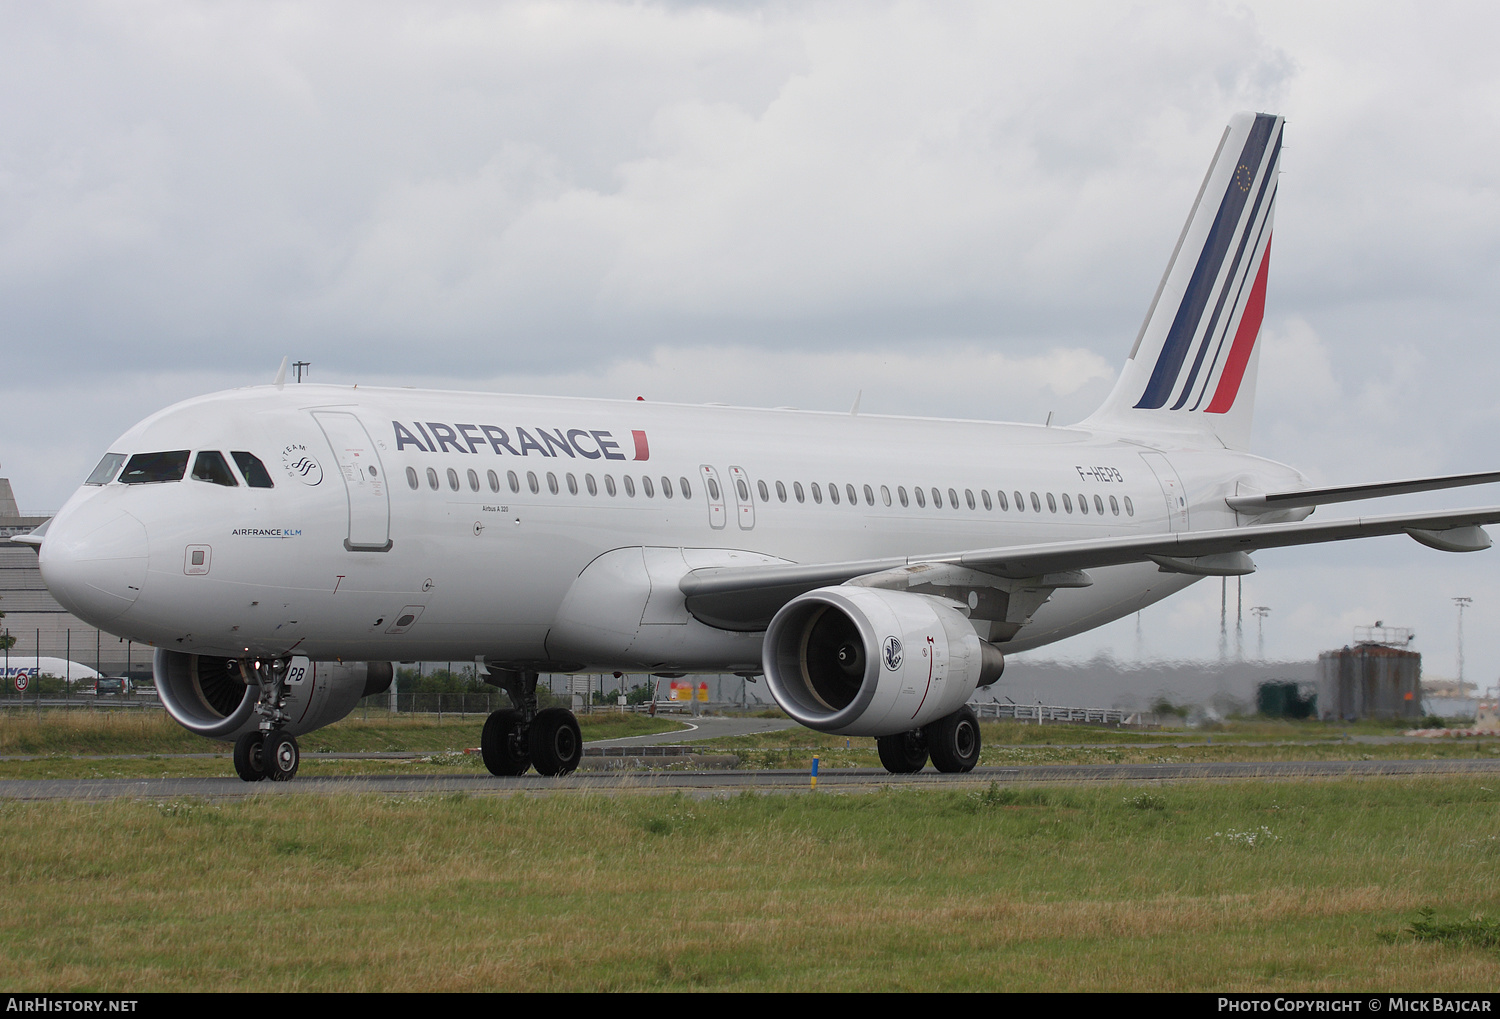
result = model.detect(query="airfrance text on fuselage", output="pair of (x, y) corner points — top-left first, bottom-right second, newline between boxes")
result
(392, 422), (649, 461)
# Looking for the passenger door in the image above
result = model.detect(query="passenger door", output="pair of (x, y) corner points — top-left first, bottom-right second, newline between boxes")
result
(313, 411), (393, 551)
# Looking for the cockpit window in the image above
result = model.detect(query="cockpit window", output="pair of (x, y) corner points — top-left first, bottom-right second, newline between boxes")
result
(231, 451), (275, 489)
(84, 453), (127, 486)
(119, 451), (190, 485)
(191, 451), (239, 487)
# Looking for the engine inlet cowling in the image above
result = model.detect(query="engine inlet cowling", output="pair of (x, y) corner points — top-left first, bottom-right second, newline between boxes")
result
(762, 587), (1002, 736)
(154, 650), (394, 740)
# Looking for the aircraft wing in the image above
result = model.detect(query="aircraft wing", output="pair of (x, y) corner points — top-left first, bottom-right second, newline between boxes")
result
(680, 504), (1500, 630)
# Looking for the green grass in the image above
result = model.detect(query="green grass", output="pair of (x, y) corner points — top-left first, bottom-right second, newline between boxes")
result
(0, 709), (685, 759)
(0, 710), (1493, 779)
(683, 721), (1500, 771)
(0, 779), (1496, 990)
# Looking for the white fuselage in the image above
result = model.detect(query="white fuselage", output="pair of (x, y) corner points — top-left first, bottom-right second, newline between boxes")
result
(38, 384), (1306, 671)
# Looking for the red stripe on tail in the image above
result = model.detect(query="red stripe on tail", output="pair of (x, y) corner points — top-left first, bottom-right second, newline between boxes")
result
(632, 430), (649, 460)
(1205, 238), (1271, 414)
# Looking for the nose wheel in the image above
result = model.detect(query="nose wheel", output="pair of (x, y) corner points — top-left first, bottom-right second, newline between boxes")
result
(232, 729), (300, 781)
(263, 731), (301, 781)
(233, 731), (266, 782)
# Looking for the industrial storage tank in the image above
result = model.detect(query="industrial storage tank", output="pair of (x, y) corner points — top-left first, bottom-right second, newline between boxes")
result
(1318, 642), (1421, 721)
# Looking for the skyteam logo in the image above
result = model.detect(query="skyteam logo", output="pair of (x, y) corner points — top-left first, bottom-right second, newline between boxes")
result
(883, 636), (902, 671)
(281, 444), (323, 486)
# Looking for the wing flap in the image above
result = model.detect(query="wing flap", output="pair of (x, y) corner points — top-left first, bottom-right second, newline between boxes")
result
(1227, 470), (1500, 512)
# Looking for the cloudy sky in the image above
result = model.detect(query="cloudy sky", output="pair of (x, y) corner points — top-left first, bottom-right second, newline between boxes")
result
(3, 1), (1499, 678)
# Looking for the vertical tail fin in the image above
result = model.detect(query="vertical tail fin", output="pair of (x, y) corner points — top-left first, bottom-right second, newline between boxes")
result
(1082, 112), (1283, 450)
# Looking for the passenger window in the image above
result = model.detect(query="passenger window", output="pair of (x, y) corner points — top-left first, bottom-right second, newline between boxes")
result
(567, 474), (579, 495)
(1046, 493), (1057, 512)
(914, 487), (925, 508)
(707, 478), (719, 500)
(84, 453), (127, 486)
(828, 484), (839, 505)
(624, 475), (636, 497)
(794, 482), (805, 503)
(642, 476), (654, 498)
(898, 486), (909, 507)
(1109, 495), (1119, 515)
(811, 483), (823, 504)
(981, 490), (991, 511)
(546, 473), (559, 495)
(663, 477), (673, 499)
(191, 451), (238, 487)
(1124, 496), (1135, 516)
(847, 484), (858, 505)
(1030, 492), (1041, 512)
(1078, 493), (1088, 515)
(680, 477), (692, 500)
(406, 467), (419, 490)
(447, 468), (460, 492)
(488, 470), (500, 493)
(605, 475), (617, 496)
(997, 491), (1009, 511)
(586, 474), (598, 496)
(1015, 491), (1025, 512)
(231, 452), (275, 488)
(1094, 494), (1104, 515)
(527, 472), (539, 494)
(758, 480), (769, 502)
(467, 469), (480, 492)
(119, 451), (190, 485)
(963, 489), (973, 510)
(1062, 493), (1072, 513)
(776, 481), (787, 503)
(508, 471), (520, 494)
(736, 479), (749, 501)
(879, 485), (891, 507)
(931, 488), (942, 509)
(427, 468), (440, 491)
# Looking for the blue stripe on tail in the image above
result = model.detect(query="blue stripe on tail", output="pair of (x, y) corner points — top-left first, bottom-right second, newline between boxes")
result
(1134, 114), (1278, 410)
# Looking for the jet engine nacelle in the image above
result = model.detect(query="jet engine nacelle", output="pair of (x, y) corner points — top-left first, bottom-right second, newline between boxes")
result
(154, 650), (394, 740)
(762, 586), (1003, 736)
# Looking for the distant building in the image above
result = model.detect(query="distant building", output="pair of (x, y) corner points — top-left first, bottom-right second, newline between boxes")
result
(1318, 643), (1422, 721)
(1421, 677), (1478, 720)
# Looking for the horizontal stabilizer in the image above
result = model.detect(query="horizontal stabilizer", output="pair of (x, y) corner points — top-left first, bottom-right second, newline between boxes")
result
(1228, 470), (1500, 513)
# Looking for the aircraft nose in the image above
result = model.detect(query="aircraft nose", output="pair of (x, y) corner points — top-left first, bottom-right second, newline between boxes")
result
(39, 505), (149, 626)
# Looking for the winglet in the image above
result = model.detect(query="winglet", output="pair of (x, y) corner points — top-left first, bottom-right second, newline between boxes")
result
(274, 356), (289, 390)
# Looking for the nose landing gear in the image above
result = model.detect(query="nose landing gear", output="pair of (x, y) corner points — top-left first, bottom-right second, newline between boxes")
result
(480, 670), (583, 777)
(231, 657), (302, 783)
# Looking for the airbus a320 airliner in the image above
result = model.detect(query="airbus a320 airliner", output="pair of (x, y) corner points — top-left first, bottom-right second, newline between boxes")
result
(22, 112), (1500, 781)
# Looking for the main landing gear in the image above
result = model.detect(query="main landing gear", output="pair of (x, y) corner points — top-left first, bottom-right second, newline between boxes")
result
(876, 705), (982, 775)
(480, 670), (583, 777)
(232, 657), (302, 783)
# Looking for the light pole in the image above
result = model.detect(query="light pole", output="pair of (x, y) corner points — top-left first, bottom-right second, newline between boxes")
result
(1251, 606), (1271, 660)
(1454, 596), (1473, 684)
